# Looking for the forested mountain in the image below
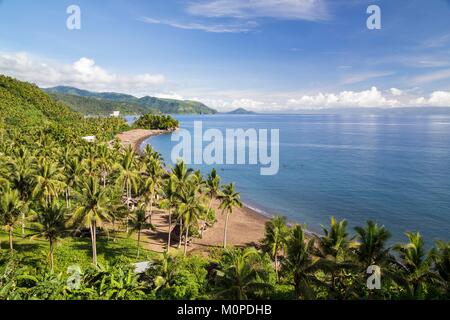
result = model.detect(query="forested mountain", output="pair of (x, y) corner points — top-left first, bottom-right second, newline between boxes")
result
(0, 75), (128, 140)
(44, 86), (217, 115)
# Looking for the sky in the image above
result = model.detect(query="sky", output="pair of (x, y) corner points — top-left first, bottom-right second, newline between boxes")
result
(1, 0), (450, 112)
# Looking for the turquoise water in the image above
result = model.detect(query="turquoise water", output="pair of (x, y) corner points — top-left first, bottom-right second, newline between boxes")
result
(138, 114), (450, 244)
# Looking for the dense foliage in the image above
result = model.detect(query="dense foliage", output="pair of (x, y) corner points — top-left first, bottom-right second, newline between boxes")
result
(50, 93), (149, 116)
(133, 114), (179, 130)
(45, 86), (217, 115)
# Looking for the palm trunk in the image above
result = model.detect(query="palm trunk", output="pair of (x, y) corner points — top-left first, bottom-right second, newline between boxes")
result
(178, 218), (183, 248)
(183, 223), (189, 257)
(49, 239), (54, 271)
(90, 221), (97, 265)
(167, 209), (172, 252)
(21, 212), (25, 238)
(137, 229), (141, 258)
(223, 211), (230, 248)
(275, 254), (279, 283)
(9, 227), (14, 251)
(149, 192), (154, 224)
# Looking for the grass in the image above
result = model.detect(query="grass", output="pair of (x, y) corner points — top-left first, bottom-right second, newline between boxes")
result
(0, 229), (161, 273)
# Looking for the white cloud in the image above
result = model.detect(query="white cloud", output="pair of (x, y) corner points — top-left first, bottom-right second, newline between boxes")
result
(141, 17), (257, 33)
(0, 52), (165, 95)
(187, 0), (329, 21)
(411, 91), (450, 107)
(287, 87), (399, 109)
(390, 88), (403, 96)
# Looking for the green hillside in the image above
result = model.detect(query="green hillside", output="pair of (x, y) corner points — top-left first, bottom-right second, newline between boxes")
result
(44, 86), (217, 115)
(0, 76), (82, 128)
(0, 75), (128, 141)
(49, 93), (149, 116)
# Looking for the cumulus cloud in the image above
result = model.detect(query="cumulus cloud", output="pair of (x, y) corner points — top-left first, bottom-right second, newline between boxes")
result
(0, 52), (165, 95)
(286, 87), (399, 109)
(411, 91), (450, 107)
(187, 0), (329, 21)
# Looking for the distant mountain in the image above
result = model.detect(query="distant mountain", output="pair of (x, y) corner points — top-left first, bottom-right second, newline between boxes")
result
(227, 108), (256, 115)
(44, 86), (218, 115)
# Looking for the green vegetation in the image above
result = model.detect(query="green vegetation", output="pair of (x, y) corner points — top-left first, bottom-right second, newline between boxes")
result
(133, 114), (179, 131)
(0, 76), (449, 300)
(50, 93), (149, 116)
(0, 75), (130, 142)
(45, 86), (217, 115)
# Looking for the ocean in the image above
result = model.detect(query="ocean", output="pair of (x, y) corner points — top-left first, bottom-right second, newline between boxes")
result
(135, 114), (450, 244)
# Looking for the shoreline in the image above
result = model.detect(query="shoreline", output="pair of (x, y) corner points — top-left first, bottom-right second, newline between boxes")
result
(116, 128), (175, 154)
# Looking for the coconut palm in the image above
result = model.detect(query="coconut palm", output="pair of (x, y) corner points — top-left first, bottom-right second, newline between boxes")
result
(115, 146), (139, 232)
(393, 232), (436, 299)
(71, 176), (111, 265)
(178, 182), (205, 256)
(140, 155), (164, 223)
(63, 157), (83, 208)
(6, 146), (35, 236)
(30, 201), (68, 271)
(128, 207), (153, 258)
(160, 176), (178, 252)
(96, 143), (113, 188)
(32, 158), (66, 205)
(282, 225), (323, 299)
(218, 183), (242, 248)
(0, 188), (24, 251)
(215, 248), (271, 300)
(433, 241), (450, 298)
(354, 221), (392, 269)
(206, 168), (221, 210)
(261, 216), (289, 282)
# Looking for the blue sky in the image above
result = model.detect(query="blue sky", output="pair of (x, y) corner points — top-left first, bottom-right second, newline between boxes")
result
(1, 0), (450, 111)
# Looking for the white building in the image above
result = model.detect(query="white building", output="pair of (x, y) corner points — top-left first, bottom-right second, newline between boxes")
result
(82, 136), (96, 143)
(110, 111), (120, 117)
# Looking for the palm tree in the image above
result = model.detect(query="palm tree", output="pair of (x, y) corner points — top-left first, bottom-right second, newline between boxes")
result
(261, 216), (289, 282)
(128, 208), (153, 258)
(63, 157), (83, 208)
(178, 182), (205, 256)
(393, 232), (436, 299)
(218, 183), (242, 248)
(317, 217), (356, 299)
(140, 155), (164, 223)
(354, 221), (392, 269)
(30, 201), (68, 271)
(96, 143), (113, 188)
(0, 188), (23, 251)
(71, 176), (111, 265)
(433, 241), (450, 298)
(215, 248), (271, 300)
(32, 158), (66, 205)
(282, 225), (323, 299)
(115, 146), (139, 232)
(206, 168), (220, 209)
(7, 146), (35, 237)
(160, 176), (178, 252)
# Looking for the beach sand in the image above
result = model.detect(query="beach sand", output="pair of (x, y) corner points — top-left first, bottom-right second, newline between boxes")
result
(116, 129), (172, 153)
(116, 129), (269, 253)
(139, 199), (268, 253)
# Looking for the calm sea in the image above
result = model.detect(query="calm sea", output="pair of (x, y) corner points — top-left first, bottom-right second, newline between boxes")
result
(135, 114), (450, 244)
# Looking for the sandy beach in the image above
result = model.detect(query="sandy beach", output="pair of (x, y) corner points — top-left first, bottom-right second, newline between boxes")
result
(116, 129), (269, 253)
(116, 129), (174, 153)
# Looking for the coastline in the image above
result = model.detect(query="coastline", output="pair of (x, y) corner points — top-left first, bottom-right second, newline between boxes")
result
(117, 128), (269, 251)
